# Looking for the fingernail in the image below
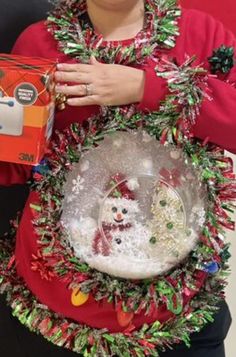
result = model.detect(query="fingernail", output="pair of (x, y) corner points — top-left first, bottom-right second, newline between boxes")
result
(67, 98), (74, 105)
(57, 63), (63, 69)
(55, 72), (61, 79)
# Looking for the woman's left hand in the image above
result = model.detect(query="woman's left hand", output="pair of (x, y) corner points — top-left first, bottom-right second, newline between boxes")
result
(55, 57), (145, 107)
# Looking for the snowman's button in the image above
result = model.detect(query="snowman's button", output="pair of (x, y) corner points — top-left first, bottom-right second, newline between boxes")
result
(115, 238), (122, 245)
(166, 222), (174, 230)
(149, 236), (157, 244)
(159, 200), (167, 207)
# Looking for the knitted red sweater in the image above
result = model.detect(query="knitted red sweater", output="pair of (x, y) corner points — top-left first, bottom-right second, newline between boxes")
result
(2, 8), (236, 332)
(0, 8), (236, 186)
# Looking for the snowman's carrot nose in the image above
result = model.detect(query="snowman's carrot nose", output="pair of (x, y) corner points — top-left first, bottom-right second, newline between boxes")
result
(117, 213), (123, 220)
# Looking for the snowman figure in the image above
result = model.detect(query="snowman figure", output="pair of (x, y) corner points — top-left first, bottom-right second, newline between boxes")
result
(92, 174), (149, 258)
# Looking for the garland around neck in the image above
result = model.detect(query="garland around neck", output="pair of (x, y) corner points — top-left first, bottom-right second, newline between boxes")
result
(47, 0), (181, 64)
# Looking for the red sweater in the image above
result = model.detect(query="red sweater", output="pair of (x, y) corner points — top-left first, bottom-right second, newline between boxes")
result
(0, 8), (236, 186)
(4, 8), (236, 332)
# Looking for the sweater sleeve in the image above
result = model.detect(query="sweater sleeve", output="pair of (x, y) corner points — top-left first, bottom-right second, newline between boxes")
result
(139, 9), (236, 154)
(0, 20), (88, 186)
(11, 21), (64, 59)
(190, 12), (236, 154)
(137, 61), (169, 112)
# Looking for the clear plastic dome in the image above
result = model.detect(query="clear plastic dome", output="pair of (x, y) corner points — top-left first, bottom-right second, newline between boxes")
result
(61, 131), (206, 279)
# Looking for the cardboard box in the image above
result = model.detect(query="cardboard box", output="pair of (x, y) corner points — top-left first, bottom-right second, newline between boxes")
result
(0, 54), (56, 165)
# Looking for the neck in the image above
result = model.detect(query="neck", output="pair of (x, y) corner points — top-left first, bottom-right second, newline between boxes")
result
(86, 0), (145, 41)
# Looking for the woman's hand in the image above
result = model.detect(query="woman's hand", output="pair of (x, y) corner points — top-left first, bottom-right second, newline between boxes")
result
(55, 57), (145, 107)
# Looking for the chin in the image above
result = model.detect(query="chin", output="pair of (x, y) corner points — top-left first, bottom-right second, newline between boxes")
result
(90, 0), (140, 10)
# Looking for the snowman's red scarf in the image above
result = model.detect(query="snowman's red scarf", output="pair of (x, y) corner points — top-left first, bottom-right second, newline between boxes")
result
(93, 222), (133, 256)
(102, 222), (133, 231)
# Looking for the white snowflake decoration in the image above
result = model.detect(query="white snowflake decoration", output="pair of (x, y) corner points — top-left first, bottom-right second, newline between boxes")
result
(72, 175), (85, 195)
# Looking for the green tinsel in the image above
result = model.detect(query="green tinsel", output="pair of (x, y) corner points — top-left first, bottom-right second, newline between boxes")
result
(0, 240), (227, 357)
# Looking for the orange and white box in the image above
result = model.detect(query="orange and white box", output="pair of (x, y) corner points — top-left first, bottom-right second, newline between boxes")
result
(0, 54), (56, 165)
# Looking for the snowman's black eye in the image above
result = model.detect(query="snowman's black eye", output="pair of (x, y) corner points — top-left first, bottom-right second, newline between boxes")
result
(122, 209), (128, 214)
(112, 207), (117, 213)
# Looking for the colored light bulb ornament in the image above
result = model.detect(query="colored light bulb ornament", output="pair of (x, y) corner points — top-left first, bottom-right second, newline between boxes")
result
(117, 307), (134, 327)
(71, 287), (89, 307)
(204, 261), (220, 274)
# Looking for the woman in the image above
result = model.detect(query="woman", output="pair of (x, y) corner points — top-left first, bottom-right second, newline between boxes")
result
(0, 0), (235, 356)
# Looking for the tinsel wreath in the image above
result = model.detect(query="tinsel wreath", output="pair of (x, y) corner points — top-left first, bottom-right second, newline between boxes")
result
(0, 53), (235, 357)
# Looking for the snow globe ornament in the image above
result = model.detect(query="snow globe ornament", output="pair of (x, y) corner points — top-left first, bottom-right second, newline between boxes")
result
(61, 131), (206, 279)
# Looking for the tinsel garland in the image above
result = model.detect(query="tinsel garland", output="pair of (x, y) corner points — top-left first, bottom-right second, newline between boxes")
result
(47, 0), (181, 64)
(27, 56), (213, 304)
(0, 234), (230, 356)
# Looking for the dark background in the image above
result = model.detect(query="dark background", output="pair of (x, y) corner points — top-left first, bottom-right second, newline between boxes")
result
(0, 0), (52, 53)
(0, 0), (52, 235)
